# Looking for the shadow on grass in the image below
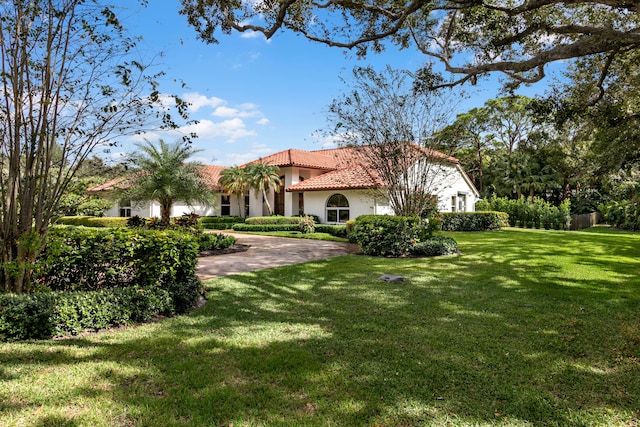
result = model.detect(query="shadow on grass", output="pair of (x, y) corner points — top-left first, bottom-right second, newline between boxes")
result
(1, 228), (639, 425)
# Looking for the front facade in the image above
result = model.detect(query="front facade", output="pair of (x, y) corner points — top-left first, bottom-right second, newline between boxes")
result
(90, 145), (480, 223)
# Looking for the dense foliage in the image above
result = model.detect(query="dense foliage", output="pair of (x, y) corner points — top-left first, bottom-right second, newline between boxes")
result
(0, 286), (174, 341)
(410, 236), (458, 257)
(600, 200), (640, 231)
(477, 196), (571, 230)
(0, 226), (208, 341)
(440, 212), (510, 231)
(197, 233), (236, 251)
(56, 216), (129, 227)
(245, 216), (302, 225)
(200, 216), (245, 229)
(351, 215), (439, 257)
(123, 140), (215, 226)
(37, 227), (199, 291)
(232, 224), (301, 232)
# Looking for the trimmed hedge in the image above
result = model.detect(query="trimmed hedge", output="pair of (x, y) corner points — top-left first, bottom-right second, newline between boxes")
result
(0, 286), (174, 341)
(200, 216), (245, 229)
(245, 216), (301, 225)
(476, 196), (571, 230)
(440, 212), (509, 231)
(411, 236), (458, 257)
(37, 227), (199, 292)
(56, 216), (129, 227)
(314, 224), (348, 238)
(1, 226), (207, 342)
(232, 223), (300, 232)
(352, 215), (428, 257)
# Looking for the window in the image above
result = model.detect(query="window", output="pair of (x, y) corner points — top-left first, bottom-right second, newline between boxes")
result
(244, 194), (250, 217)
(326, 194), (350, 223)
(458, 193), (467, 212)
(221, 195), (231, 216)
(451, 196), (457, 212)
(119, 199), (131, 217)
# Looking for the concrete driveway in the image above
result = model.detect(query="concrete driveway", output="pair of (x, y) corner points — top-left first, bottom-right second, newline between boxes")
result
(196, 233), (360, 280)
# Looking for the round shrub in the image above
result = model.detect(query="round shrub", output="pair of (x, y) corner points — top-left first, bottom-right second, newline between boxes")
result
(352, 215), (425, 257)
(166, 276), (204, 314)
(411, 236), (458, 257)
(298, 215), (316, 234)
(0, 293), (55, 341)
(198, 233), (236, 251)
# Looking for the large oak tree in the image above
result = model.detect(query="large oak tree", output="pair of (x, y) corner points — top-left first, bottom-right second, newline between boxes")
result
(180, 0), (640, 91)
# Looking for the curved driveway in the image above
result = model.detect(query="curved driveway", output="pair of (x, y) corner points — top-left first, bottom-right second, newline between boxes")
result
(196, 233), (360, 280)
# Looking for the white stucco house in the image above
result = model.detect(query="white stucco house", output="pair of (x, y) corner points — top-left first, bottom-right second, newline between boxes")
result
(88, 144), (480, 223)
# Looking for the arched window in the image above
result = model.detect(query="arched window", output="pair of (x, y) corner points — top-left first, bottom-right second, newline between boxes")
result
(326, 194), (350, 223)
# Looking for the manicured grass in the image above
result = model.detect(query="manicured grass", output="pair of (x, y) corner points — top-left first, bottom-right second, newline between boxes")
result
(1, 227), (639, 426)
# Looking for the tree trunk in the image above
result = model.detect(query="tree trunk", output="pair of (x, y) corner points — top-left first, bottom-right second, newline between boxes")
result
(161, 202), (172, 226)
(262, 189), (273, 216)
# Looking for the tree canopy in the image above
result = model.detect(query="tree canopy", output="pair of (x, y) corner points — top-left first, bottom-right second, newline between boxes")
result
(244, 162), (281, 216)
(124, 140), (215, 225)
(326, 66), (459, 217)
(180, 0), (640, 90)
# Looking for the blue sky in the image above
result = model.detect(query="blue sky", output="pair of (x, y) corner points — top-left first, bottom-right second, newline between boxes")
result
(112, 2), (553, 166)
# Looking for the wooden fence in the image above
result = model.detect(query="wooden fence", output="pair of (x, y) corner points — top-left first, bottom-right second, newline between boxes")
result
(570, 212), (602, 231)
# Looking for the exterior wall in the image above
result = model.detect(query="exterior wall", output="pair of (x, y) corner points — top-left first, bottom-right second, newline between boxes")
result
(300, 190), (393, 224)
(401, 161), (478, 213)
(432, 164), (479, 213)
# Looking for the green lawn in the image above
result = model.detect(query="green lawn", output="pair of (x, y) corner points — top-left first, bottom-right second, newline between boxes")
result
(1, 227), (639, 426)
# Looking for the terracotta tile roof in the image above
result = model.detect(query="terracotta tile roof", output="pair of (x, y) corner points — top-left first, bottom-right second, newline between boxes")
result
(87, 144), (459, 194)
(287, 163), (383, 192)
(242, 149), (339, 170)
(199, 165), (226, 190)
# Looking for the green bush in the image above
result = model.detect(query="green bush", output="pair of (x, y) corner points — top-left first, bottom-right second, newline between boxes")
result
(298, 215), (316, 234)
(477, 196), (571, 230)
(0, 286), (174, 341)
(600, 199), (640, 231)
(56, 216), (129, 227)
(0, 293), (55, 341)
(352, 215), (426, 257)
(232, 223), (301, 232)
(440, 212), (509, 231)
(314, 224), (348, 237)
(411, 236), (458, 257)
(165, 276), (203, 315)
(38, 227), (199, 292)
(199, 216), (244, 229)
(245, 216), (301, 225)
(197, 233), (236, 251)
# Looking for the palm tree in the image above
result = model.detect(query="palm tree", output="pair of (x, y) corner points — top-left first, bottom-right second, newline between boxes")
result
(124, 139), (215, 225)
(219, 165), (249, 218)
(244, 162), (281, 216)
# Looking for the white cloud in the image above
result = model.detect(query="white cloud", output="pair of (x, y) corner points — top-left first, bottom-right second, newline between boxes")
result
(240, 30), (261, 39)
(183, 93), (225, 112)
(181, 118), (257, 142)
(256, 118), (270, 125)
(212, 105), (261, 118)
